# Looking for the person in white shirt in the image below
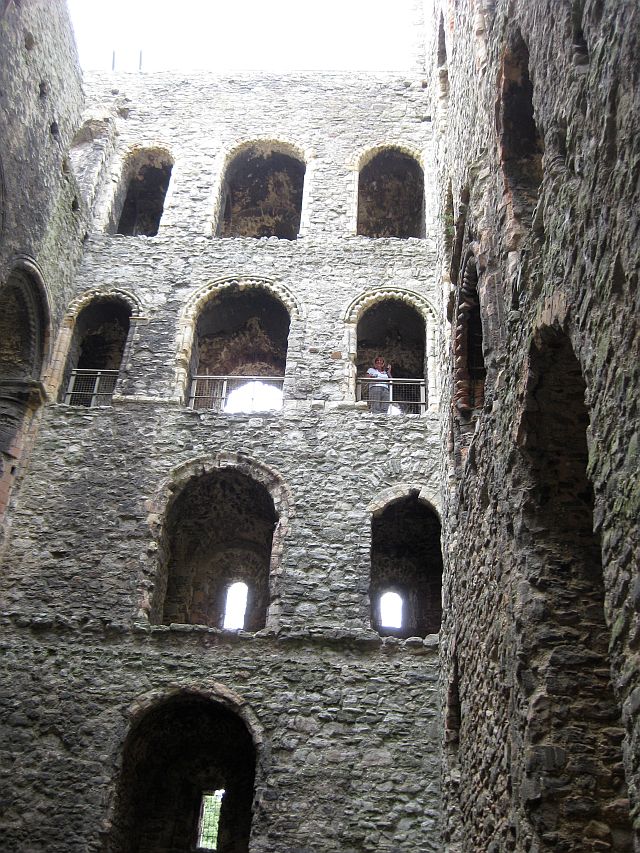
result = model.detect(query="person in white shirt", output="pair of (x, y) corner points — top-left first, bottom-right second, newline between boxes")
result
(366, 356), (392, 413)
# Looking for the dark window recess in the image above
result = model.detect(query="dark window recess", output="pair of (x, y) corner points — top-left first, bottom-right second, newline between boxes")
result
(108, 695), (255, 853)
(61, 298), (130, 406)
(155, 468), (277, 631)
(357, 149), (425, 238)
(370, 493), (442, 637)
(117, 160), (172, 236)
(517, 330), (632, 848)
(193, 288), (289, 378)
(220, 146), (305, 239)
(357, 299), (425, 381)
(498, 30), (543, 223)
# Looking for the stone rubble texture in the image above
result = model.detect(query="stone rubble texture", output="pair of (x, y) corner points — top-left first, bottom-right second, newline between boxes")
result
(0, 0), (638, 851)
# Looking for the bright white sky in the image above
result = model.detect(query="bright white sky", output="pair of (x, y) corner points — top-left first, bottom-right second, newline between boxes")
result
(67, 0), (420, 73)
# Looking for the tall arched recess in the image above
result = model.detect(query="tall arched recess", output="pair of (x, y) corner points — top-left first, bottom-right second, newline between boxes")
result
(107, 694), (256, 853)
(515, 329), (631, 850)
(152, 467), (278, 631)
(0, 264), (48, 518)
(218, 143), (305, 240)
(370, 493), (442, 637)
(186, 285), (290, 413)
(357, 148), (425, 238)
(60, 297), (131, 407)
(107, 147), (173, 236)
(356, 298), (426, 414)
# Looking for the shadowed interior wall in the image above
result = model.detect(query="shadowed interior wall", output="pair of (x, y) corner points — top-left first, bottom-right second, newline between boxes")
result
(193, 289), (290, 377)
(108, 695), (256, 853)
(157, 469), (277, 630)
(370, 494), (442, 637)
(219, 147), (305, 240)
(514, 331), (631, 851)
(357, 150), (425, 238)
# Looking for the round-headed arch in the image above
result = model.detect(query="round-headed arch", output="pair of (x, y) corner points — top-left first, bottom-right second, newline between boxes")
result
(367, 483), (443, 638)
(108, 685), (266, 853)
(344, 287), (436, 326)
(151, 451), (294, 533)
(64, 286), (145, 324)
(123, 683), (267, 760)
(0, 255), (52, 379)
(175, 276), (303, 400)
(222, 136), (309, 172)
(353, 141), (425, 173)
(182, 276), (303, 325)
(146, 452), (293, 630)
(367, 482), (441, 519)
(216, 138), (310, 240)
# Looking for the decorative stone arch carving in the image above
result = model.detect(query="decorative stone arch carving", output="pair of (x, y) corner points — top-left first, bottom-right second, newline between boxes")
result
(44, 287), (144, 398)
(343, 287), (439, 409)
(349, 142), (427, 236)
(211, 136), (313, 238)
(144, 451), (293, 627)
(174, 276), (304, 401)
(1, 255), (52, 376)
(367, 482), (441, 519)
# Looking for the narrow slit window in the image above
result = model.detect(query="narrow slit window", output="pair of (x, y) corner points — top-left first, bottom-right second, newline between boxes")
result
(379, 591), (403, 629)
(223, 582), (249, 630)
(197, 789), (225, 850)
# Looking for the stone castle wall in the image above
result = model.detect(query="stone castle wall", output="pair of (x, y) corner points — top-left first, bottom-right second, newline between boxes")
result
(1, 61), (447, 852)
(432, 0), (640, 849)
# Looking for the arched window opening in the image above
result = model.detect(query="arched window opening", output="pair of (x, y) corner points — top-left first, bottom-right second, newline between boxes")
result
(108, 695), (256, 853)
(357, 150), (425, 239)
(453, 257), (485, 416)
(379, 590), (403, 630)
(219, 145), (305, 240)
(437, 13), (450, 102)
(370, 495), (442, 638)
(62, 298), (131, 406)
(222, 582), (249, 630)
(113, 149), (173, 236)
(156, 469), (277, 631)
(356, 299), (426, 414)
(188, 288), (289, 412)
(517, 331), (631, 848)
(498, 30), (543, 225)
(0, 267), (47, 517)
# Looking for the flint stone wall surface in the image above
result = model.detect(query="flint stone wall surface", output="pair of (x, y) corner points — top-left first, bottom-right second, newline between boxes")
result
(432, 0), (640, 849)
(0, 0), (84, 322)
(0, 61), (446, 853)
(1, 624), (441, 853)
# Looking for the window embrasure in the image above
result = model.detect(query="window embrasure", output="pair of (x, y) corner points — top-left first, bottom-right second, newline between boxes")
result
(218, 144), (305, 240)
(357, 149), (425, 239)
(370, 494), (442, 638)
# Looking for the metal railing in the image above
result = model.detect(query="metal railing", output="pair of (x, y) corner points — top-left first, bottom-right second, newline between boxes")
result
(188, 375), (284, 412)
(356, 378), (427, 415)
(64, 369), (119, 407)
